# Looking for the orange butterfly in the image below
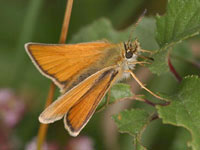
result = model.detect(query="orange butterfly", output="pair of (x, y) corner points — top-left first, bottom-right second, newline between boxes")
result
(25, 39), (163, 136)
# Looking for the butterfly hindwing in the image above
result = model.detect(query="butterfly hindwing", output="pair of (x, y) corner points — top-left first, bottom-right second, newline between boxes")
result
(39, 66), (120, 130)
(64, 67), (120, 136)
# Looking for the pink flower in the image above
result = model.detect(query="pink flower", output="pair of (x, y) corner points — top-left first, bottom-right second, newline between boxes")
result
(0, 88), (25, 128)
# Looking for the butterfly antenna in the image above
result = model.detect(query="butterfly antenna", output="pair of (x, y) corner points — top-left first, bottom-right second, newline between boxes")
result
(128, 9), (147, 44)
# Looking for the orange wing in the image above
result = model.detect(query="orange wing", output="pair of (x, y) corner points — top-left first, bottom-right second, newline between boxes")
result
(39, 66), (120, 136)
(25, 42), (114, 92)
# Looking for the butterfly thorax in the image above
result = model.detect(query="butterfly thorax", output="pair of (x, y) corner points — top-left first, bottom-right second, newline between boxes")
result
(65, 40), (141, 92)
(118, 40), (141, 79)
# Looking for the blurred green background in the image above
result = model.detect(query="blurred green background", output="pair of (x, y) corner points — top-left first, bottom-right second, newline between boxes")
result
(1, 0), (199, 149)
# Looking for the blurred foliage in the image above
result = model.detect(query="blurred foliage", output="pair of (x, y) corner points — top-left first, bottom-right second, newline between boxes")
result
(1, 0), (200, 150)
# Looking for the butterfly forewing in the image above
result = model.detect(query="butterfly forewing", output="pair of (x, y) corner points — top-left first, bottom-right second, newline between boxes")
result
(25, 42), (119, 92)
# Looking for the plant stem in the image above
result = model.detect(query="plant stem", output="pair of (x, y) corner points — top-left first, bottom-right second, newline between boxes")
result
(37, 0), (74, 149)
(37, 83), (55, 150)
(168, 53), (182, 82)
(59, 0), (74, 44)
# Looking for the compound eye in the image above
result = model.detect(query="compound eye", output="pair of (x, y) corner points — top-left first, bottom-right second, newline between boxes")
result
(125, 50), (133, 59)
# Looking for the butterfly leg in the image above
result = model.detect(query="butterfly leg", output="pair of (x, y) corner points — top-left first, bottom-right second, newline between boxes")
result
(128, 61), (151, 67)
(140, 49), (154, 54)
(126, 70), (166, 101)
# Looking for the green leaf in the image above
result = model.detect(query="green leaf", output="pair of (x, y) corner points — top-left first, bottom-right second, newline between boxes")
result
(148, 49), (169, 75)
(97, 83), (133, 111)
(149, 41), (193, 75)
(113, 109), (151, 139)
(156, 0), (200, 48)
(113, 109), (152, 149)
(150, 0), (200, 75)
(157, 76), (200, 150)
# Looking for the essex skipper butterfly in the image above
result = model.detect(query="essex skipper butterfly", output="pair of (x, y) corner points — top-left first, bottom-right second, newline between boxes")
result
(25, 12), (163, 137)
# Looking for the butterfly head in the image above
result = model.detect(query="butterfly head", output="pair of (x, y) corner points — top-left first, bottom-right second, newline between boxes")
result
(123, 39), (140, 59)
